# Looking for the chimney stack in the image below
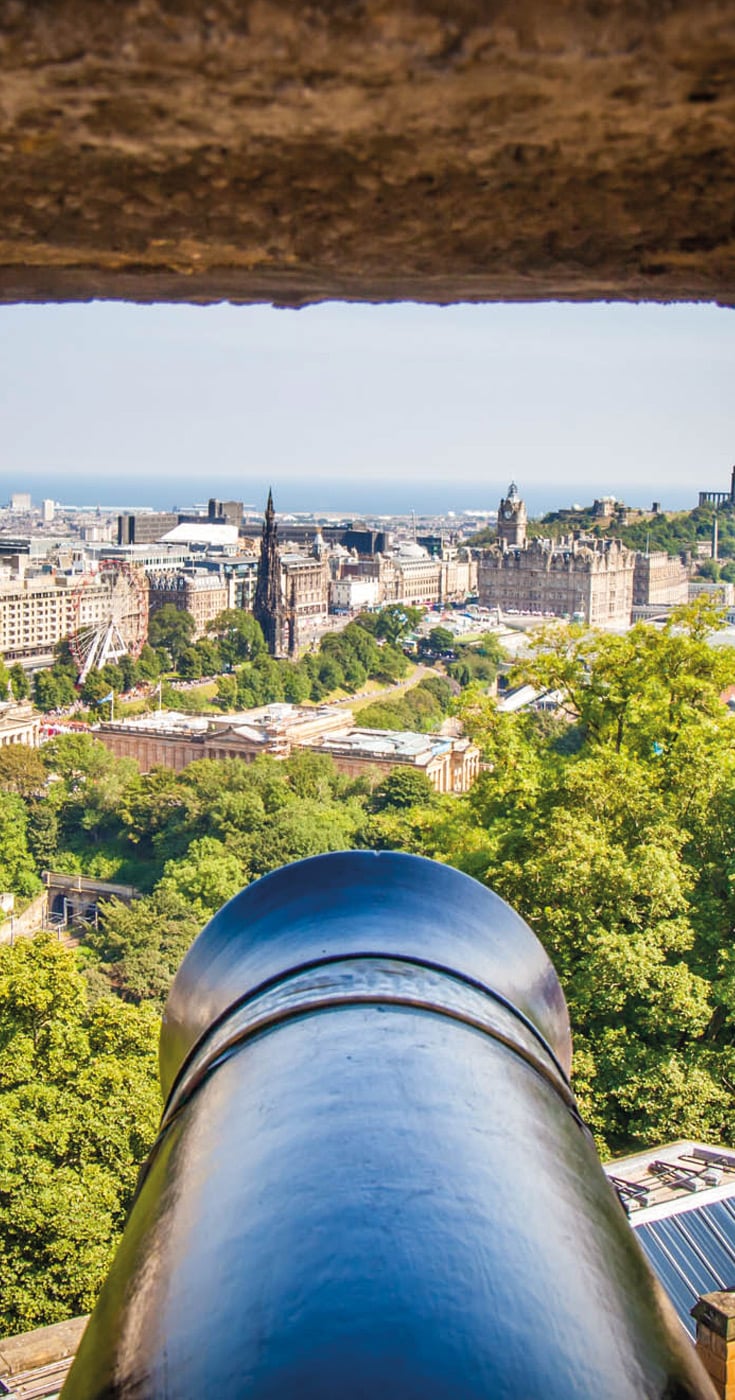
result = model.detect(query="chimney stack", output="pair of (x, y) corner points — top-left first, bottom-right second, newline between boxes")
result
(692, 1292), (735, 1397)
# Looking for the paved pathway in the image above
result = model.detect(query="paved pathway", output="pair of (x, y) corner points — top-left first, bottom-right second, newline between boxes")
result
(332, 664), (434, 709)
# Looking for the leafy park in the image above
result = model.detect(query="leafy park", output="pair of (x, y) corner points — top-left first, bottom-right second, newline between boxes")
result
(27, 603), (426, 717)
(2, 598), (735, 1332)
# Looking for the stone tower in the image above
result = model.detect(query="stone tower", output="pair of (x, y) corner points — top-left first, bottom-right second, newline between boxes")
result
(253, 488), (284, 656)
(497, 481), (527, 548)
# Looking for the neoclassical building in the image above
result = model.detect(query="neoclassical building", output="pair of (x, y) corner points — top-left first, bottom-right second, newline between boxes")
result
(96, 703), (480, 794)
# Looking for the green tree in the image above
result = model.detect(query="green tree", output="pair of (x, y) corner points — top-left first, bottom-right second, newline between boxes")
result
(99, 662), (124, 694)
(193, 637), (222, 676)
(86, 890), (201, 1006)
(358, 700), (410, 731)
(250, 654), (285, 703)
(418, 675), (455, 710)
(368, 605), (423, 644)
(43, 733), (121, 785)
(282, 664), (312, 703)
(9, 664), (30, 701)
(284, 749), (344, 802)
(44, 735), (140, 853)
(118, 654), (140, 693)
(215, 673), (239, 710)
(372, 768), (437, 810)
(118, 765), (201, 869)
(317, 656), (345, 692)
(156, 836), (245, 920)
(514, 599), (734, 756)
(250, 798), (365, 877)
(0, 746), (47, 798)
(148, 605), (196, 665)
(137, 644), (162, 682)
(177, 646), (203, 680)
(25, 799), (60, 871)
(81, 669), (114, 707)
(425, 626), (455, 653)
(438, 623), (735, 1152)
(207, 610), (265, 667)
(339, 622), (381, 673)
(0, 937), (160, 1332)
(33, 669), (76, 713)
(374, 643), (409, 683)
(0, 791), (42, 896)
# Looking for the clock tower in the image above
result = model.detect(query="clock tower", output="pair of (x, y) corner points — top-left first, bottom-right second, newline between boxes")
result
(497, 481), (527, 548)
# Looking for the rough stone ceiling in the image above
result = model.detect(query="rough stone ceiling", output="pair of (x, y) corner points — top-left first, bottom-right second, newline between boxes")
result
(0, 0), (734, 306)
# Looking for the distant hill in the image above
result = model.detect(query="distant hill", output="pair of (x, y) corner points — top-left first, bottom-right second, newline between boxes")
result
(470, 501), (735, 562)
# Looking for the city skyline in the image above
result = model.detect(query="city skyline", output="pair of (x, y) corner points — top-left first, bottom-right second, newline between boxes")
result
(0, 299), (733, 515)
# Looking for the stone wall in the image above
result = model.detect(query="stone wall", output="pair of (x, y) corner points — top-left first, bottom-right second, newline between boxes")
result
(1, 2), (734, 306)
(0, 889), (49, 945)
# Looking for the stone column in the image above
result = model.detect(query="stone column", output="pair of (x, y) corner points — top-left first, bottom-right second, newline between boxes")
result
(692, 1292), (735, 1397)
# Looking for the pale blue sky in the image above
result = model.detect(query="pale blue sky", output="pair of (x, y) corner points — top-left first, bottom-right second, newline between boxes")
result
(0, 300), (732, 515)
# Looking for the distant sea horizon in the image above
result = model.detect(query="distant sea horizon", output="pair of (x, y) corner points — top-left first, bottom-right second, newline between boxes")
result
(0, 473), (702, 520)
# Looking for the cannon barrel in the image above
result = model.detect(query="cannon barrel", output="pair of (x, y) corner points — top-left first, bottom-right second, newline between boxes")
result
(62, 851), (714, 1398)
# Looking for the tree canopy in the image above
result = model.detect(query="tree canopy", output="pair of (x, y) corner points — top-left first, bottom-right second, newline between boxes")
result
(147, 605), (196, 665)
(0, 937), (159, 1334)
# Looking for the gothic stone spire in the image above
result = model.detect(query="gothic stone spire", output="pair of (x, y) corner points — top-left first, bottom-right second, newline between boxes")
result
(254, 487), (284, 655)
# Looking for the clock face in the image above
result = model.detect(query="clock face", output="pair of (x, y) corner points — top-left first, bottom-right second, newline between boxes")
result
(502, 505), (515, 520)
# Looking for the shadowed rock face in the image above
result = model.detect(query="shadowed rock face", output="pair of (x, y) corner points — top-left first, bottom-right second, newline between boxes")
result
(0, 0), (734, 306)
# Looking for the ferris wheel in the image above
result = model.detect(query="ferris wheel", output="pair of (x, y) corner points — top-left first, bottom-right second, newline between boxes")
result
(70, 561), (148, 682)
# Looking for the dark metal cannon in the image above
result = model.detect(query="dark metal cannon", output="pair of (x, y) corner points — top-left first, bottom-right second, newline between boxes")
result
(62, 851), (715, 1398)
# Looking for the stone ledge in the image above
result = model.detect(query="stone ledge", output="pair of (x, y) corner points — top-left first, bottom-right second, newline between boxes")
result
(0, 0), (733, 305)
(0, 1316), (88, 1381)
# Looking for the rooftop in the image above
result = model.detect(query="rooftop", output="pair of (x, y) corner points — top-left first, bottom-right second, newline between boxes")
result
(159, 523), (239, 547)
(98, 703), (350, 742)
(319, 728), (452, 762)
(98, 710), (210, 735)
(604, 1140), (735, 1339)
(209, 703), (347, 733)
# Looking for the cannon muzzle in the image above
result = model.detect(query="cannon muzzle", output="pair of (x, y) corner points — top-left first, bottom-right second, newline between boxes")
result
(62, 851), (715, 1398)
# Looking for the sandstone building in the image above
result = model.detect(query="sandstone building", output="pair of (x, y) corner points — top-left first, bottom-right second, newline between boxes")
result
(438, 550), (478, 604)
(497, 482), (527, 549)
(96, 703), (480, 794)
(330, 577), (380, 613)
(337, 545), (476, 611)
(281, 550), (330, 653)
(478, 484), (636, 628)
(0, 569), (144, 670)
(632, 552), (689, 610)
(148, 570), (231, 639)
(0, 700), (40, 748)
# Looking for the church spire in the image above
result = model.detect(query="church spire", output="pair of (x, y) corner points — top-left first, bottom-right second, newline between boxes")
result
(253, 488), (284, 656)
